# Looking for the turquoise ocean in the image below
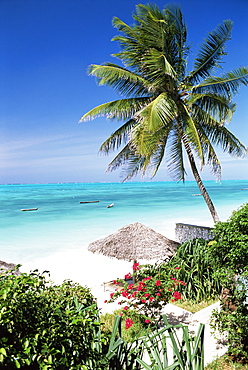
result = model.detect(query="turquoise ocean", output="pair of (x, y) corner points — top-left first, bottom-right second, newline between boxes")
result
(1, 180), (248, 288)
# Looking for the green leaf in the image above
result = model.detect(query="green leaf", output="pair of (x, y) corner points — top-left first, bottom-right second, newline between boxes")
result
(15, 359), (21, 368)
(188, 20), (233, 84)
(0, 348), (6, 356)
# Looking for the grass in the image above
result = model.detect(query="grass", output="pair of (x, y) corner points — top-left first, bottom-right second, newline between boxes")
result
(100, 309), (151, 342)
(205, 355), (248, 369)
(173, 298), (219, 313)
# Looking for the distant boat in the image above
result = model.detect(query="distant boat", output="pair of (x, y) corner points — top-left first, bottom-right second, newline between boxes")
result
(107, 203), (114, 208)
(191, 194), (202, 196)
(79, 200), (100, 203)
(241, 188), (248, 190)
(21, 208), (38, 211)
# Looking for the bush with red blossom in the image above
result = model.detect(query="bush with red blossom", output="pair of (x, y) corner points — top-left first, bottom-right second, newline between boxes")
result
(104, 262), (185, 327)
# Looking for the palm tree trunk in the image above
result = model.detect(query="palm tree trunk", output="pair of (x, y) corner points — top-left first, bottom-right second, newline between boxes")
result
(183, 138), (219, 223)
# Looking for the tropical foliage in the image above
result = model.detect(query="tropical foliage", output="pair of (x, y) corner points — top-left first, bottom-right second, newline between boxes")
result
(0, 269), (206, 370)
(210, 202), (248, 276)
(134, 238), (222, 303)
(80, 3), (248, 222)
(0, 269), (106, 369)
(210, 203), (248, 361)
(166, 238), (222, 301)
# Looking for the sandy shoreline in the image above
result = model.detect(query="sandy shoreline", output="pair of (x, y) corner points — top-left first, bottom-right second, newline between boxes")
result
(18, 220), (212, 290)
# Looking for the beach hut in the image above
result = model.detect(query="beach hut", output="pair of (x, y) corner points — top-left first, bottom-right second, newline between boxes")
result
(88, 222), (179, 283)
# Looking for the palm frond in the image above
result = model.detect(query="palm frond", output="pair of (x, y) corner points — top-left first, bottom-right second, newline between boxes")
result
(164, 4), (189, 79)
(203, 142), (221, 179)
(135, 93), (178, 132)
(106, 144), (147, 181)
(187, 93), (235, 124)
(99, 119), (136, 154)
(87, 63), (150, 96)
(192, 67), (248, 98)
(190, 103), (230, 129)
(140, 48), (177, 87)
(112, 17), (133, 36)
(131, 122), (171, 161)
(202, 124), (248, 158)
(194, 122), (222, 178)
(113, 4), (188, 77)
(148, 136), (167, 178)
(106, 126), (171, 181)
(178, 103), (204, 165)
(79, 97), (150, 122)
(187, 20), (233, 85)
(166, 124), (186, 182)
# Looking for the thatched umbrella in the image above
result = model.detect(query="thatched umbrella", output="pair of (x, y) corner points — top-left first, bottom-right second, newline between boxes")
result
(88, 222), (179, 282)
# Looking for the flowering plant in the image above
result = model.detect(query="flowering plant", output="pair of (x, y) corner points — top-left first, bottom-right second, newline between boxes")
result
(104, 263), (185, 329)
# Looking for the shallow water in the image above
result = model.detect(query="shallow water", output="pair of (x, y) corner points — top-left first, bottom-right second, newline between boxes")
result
(1, 180), (247, 287)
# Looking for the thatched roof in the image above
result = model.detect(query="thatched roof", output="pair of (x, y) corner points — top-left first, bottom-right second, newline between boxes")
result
(0, 260), (20, 276)
(88, 222), (179, 262)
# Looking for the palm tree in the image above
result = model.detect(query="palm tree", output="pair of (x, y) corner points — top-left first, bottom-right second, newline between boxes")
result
(80, 4), (248, 223)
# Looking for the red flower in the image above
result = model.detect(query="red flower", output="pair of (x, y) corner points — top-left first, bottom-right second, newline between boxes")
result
(155, 280), (161, 286)
(149, 297), (155, 301)
(143, 276), (152, 281)
(110, 293), (115, 299)
(175, 267), (180, 270)
(179, 280), (186, 286)
(144, 319), (151, 324)
(104, 300), (108, 303)
(156, 293), (161, 296)
(125, 318), (134, 329)
(144, 293), (150, 297)
(141, 299), (146, 303)
(133, 262), (140, 271)
(172, 291), (182, 300)
(125, 273), (132, 280)
(121, 290), (129, 298)
(123, 306), (129, 310)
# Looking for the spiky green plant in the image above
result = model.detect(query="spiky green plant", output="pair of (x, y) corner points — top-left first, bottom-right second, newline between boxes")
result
(136, 315), (205, 370)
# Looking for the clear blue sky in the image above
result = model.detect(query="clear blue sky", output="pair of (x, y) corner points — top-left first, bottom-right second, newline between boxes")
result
(1, 0), (248, 184)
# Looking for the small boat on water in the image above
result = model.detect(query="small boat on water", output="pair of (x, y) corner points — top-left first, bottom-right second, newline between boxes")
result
(21, 208), (38, 211)
(107, 203), (114, 208)
(79, 200), (100, 204)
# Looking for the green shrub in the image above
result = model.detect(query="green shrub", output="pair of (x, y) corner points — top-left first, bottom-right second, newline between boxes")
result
(210, 203), (248, 361)
(0, 269), (106, 369)
(211, 276), (248, 361)
(138, 239), (221, 303)
(211, 203), (248, 276)
(166, 238), (222, 301)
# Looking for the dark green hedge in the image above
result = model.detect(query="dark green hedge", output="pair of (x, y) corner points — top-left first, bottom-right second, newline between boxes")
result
(0, 270), (106, 369)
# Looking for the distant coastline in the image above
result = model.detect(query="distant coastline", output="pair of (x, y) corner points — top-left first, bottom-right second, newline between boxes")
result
(1, 178), (248, 186)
